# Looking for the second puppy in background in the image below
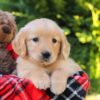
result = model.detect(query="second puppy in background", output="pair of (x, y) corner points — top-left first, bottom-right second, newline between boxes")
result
(0, 10), (17, 74)
(12, 18), (81, 95)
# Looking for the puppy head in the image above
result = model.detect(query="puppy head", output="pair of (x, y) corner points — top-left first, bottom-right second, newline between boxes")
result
(12, 18), (70, 65)
(0, 10), (17, 43)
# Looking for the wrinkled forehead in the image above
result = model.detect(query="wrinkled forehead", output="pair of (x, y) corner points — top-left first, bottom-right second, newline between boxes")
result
(25, 20), (62, 39)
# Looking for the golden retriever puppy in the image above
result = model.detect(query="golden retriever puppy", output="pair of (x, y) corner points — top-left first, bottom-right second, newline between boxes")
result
(12, 18), (81, 95)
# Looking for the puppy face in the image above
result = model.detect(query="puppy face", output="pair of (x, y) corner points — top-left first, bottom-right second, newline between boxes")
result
(0, 10), (17, 43)
(12, 18), (70, 66)
(27, 26), (61, 65)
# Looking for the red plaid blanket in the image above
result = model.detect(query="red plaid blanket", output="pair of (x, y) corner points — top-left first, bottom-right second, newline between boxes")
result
(0, 71), (90, 100)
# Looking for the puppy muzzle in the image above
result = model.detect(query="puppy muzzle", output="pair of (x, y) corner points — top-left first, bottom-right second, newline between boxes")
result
(2, 25), (11, 34)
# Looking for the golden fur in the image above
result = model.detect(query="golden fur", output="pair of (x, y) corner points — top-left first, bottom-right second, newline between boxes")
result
(12, 18), (81, 95)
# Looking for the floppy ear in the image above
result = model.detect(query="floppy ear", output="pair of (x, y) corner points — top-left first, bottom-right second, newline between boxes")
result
(12, 28), (27, 57)
(60, 31), (70, 60)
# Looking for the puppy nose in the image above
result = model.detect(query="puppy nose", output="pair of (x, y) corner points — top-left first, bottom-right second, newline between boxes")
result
(42, 51), (51, 59)
(2, 26), (11, 34)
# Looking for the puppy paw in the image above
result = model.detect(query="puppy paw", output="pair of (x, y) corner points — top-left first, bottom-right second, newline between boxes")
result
(32, 73), (50, 90)
(51, 80), (66, 95)
(50, 70), (67, 95)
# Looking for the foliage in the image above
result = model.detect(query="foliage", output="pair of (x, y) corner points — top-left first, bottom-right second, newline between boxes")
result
(0, 0), (100, 94)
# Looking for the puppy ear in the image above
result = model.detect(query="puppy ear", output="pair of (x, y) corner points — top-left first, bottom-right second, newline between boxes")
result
(60, 31), (70, 60)
(12, 28), (27, 57)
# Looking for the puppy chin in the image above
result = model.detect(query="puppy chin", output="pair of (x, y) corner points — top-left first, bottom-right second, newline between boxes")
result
(41, 57), (57, 67)
(42, 61), (52, 66)
(30, 55), (57, 67)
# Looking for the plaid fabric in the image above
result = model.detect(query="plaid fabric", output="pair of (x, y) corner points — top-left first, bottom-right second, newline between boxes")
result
(6, 44), (18, 60)
(0, 71), (90, 100)
(0, 75), (50, 100)
(46, 71), (90, 100)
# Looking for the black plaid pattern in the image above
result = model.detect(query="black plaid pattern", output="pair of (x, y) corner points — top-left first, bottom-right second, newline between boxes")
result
(46, 71), (88, 100)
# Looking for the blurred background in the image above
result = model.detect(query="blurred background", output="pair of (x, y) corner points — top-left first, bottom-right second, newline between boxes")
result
(0, 0), (100, 99)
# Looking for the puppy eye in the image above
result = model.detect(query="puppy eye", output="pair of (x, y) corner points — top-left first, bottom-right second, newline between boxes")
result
(32, 37), (39, 42)
(52, 38), (57, 43)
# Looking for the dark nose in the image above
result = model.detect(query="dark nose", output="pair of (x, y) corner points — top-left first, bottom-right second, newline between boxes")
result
(42, 51), (51, 60)
(2, 26), (11, 34)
